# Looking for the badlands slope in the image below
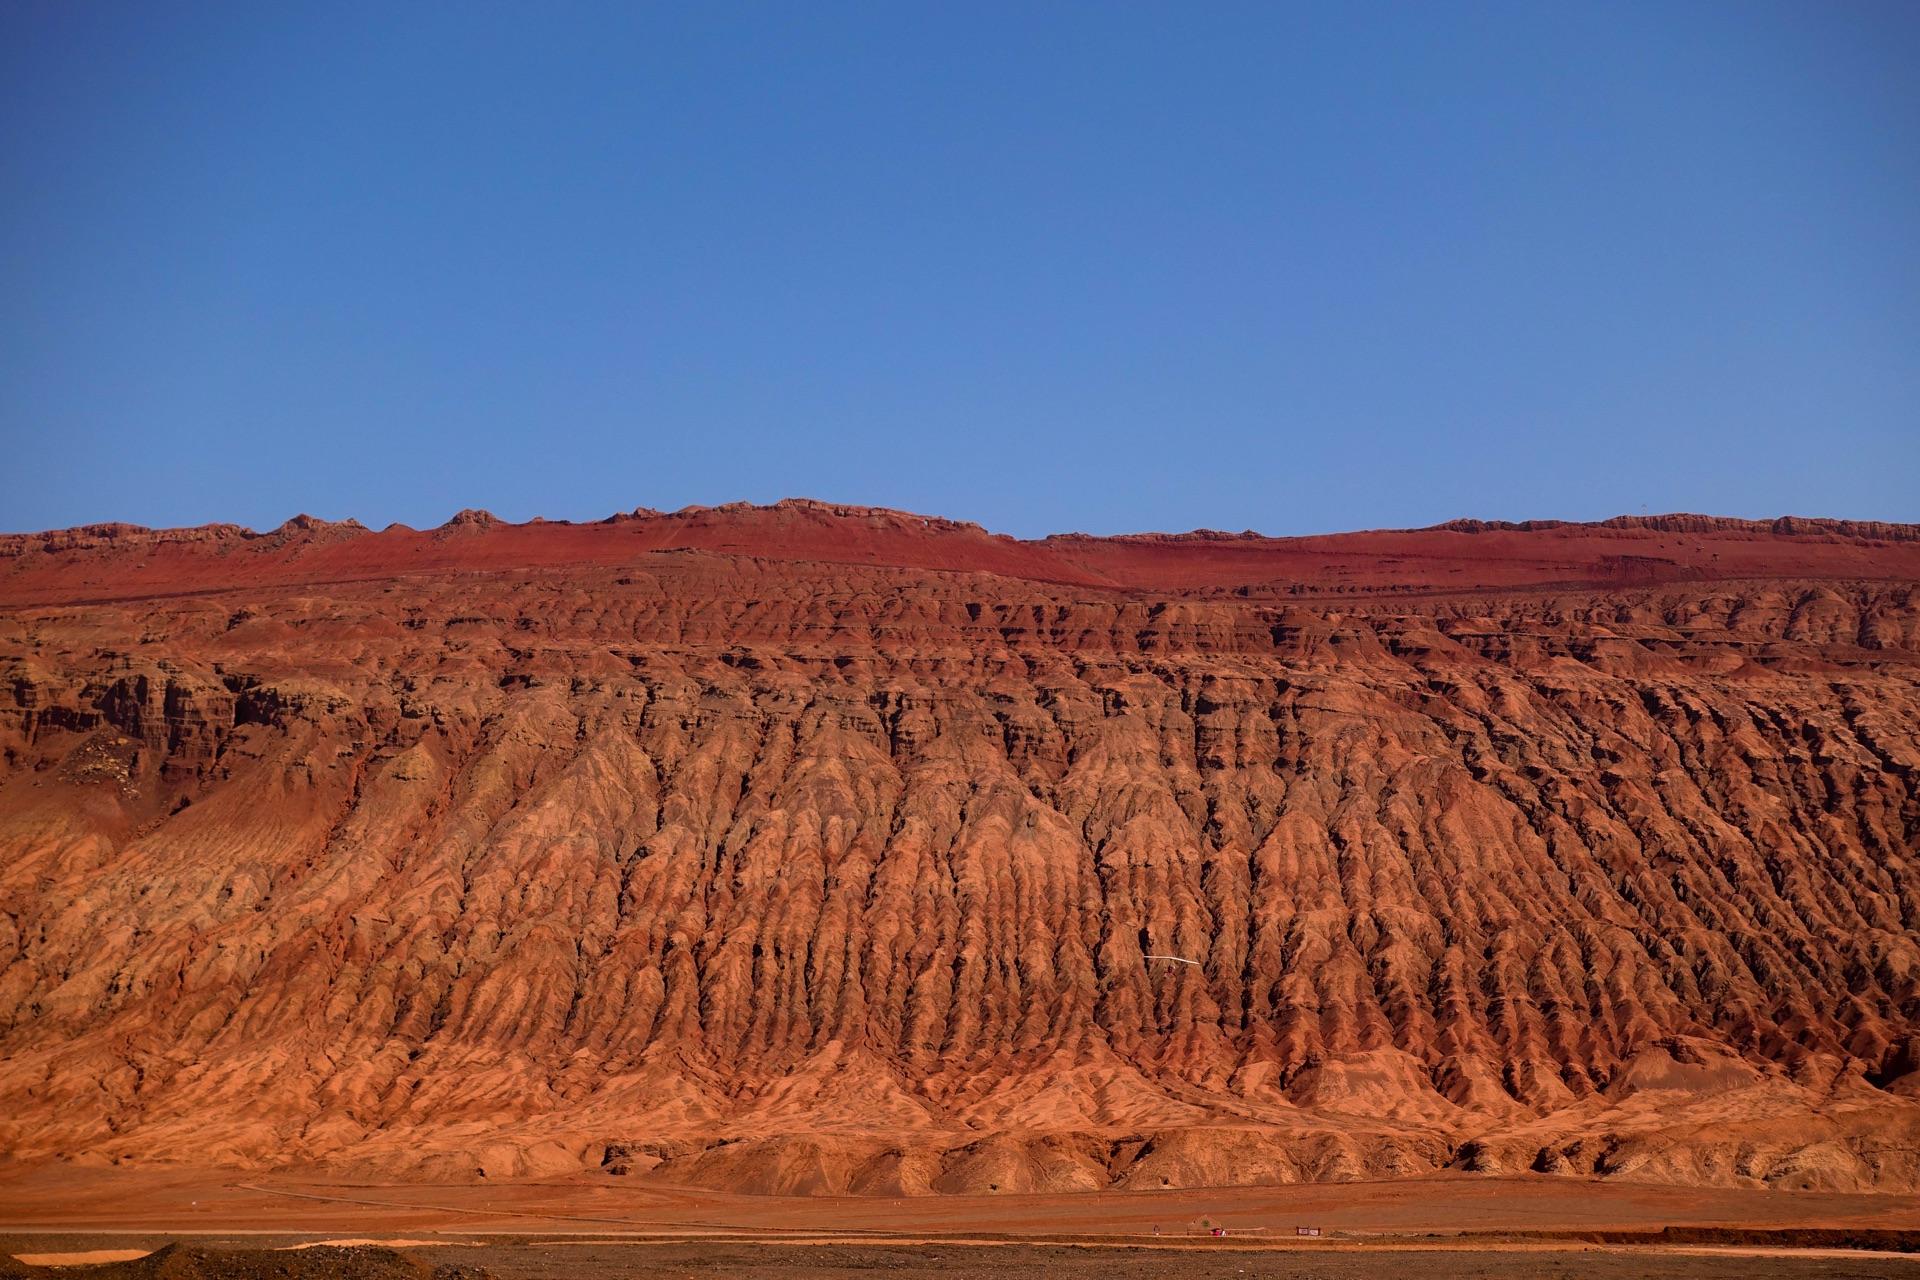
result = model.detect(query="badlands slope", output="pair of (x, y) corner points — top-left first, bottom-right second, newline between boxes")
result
(0, 500), (1917, 1194)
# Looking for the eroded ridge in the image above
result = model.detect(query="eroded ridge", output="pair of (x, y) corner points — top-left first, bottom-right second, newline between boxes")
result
(0, 510), (1916, 1194)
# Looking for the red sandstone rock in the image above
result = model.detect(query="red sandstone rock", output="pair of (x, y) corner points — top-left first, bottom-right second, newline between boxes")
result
(0, 503), (1915, 1193)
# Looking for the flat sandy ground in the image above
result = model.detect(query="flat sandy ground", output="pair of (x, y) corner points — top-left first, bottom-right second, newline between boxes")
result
(4, 1165), (1919, 1278)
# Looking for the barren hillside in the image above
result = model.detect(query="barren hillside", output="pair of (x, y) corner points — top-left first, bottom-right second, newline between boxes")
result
(1, 501), (1916, 1194)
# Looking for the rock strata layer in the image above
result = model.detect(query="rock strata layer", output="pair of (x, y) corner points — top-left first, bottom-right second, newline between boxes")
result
(0, 504), (1917, 1194)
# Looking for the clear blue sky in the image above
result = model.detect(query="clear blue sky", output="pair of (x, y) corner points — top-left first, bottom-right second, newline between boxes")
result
(3, 2), (1915, 537)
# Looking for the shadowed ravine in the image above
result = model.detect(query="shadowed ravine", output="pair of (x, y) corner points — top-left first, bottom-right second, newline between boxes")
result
(1, 503), (1916, 1194)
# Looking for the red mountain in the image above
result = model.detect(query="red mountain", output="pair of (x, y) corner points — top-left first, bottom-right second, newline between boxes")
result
(2, 500), (1916, 1193)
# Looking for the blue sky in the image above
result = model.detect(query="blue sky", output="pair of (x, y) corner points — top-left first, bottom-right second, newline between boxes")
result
(2, 1), (1915, 537)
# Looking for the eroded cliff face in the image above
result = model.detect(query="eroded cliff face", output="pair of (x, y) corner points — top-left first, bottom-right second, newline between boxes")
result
(0, 506), (1916, 1194)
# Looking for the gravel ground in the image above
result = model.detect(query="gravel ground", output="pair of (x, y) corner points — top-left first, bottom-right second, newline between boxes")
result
(6, 1237), (1919, 1280)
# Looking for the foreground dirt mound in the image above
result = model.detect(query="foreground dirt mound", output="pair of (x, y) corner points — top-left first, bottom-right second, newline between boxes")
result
(0, 1245), (487, 1280)
(0, 503), (1917, 1194)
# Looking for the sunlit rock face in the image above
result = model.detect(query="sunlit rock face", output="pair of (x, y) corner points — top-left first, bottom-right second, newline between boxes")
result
(1, 503), (1917, 1193)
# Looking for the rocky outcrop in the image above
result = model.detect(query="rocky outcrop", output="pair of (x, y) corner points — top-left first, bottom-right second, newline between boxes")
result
(0, 504), (1915, 1193)
(1436, 514), (1920, 542)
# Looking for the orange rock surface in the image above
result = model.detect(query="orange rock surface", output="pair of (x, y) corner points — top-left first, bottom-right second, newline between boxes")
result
(1, 501), (1916, 1193)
